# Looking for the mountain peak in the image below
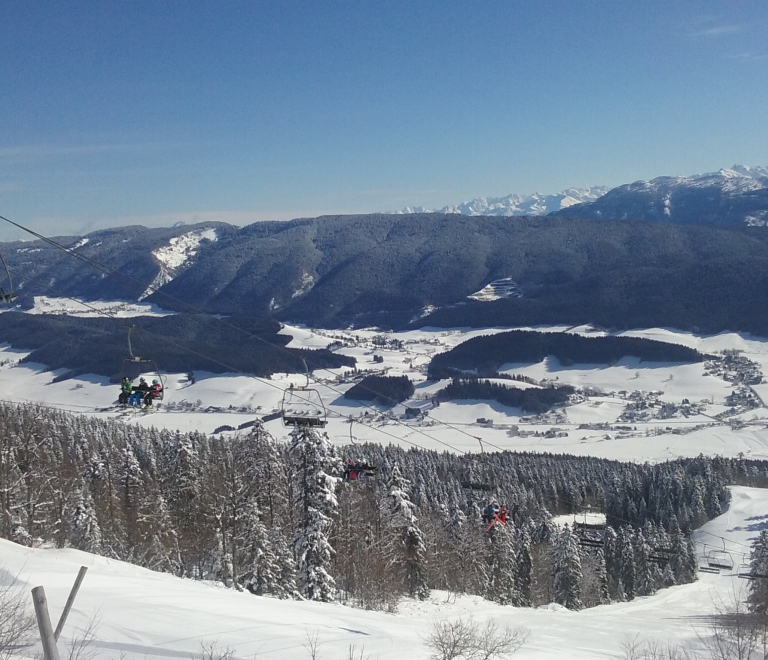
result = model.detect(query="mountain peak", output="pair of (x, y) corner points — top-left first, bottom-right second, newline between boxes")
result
(397, 186), (609, 217)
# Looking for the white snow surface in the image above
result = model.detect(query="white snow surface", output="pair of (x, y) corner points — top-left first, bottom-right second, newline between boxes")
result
(3, 485), (765, 660)
(5, 321), (768, 461)
(139, 228), (218, 299)
(153, 228), (218, 271)
(24, 296), (176, 317)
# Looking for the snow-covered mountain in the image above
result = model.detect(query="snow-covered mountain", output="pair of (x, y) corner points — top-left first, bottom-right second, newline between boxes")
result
(555, 165), (768, 226)
(400, 186), (608, 216)
(400, 165), (768, 223)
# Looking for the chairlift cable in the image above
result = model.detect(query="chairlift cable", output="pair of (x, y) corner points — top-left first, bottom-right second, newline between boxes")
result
(0, 214), (516, 450)
(1, 247), (761, 544)
(1, 266), (761, 554)
(4, 264), (467, 453)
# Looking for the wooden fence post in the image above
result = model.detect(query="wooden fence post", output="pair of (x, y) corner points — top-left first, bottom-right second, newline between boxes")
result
(54, 566), (88, 641)
(31, 586), (61, 660)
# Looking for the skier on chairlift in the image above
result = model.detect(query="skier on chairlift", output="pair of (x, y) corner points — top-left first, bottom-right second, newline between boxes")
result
(143, 379), (163, 408)
(118, 376), (132, 406)
(129, 377), (149, 407)
(482, 502), (499, 524)
(343, 459), (377, 482)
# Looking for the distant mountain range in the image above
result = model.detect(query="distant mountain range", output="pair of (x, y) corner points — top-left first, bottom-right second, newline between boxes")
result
(404, 165), (768, 227)
(3, 164), (768, 341)
(399, 186), (608, 216)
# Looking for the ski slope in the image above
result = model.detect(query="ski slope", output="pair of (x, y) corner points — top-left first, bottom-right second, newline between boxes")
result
(4, 485), (764, 660)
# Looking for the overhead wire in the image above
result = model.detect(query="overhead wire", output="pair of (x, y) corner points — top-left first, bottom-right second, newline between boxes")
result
(2, 255), (762, 552)
(0, 213), (507, 450)
(0, 213), (504, 452)
(2, 260), (469, 454)
(3, 217), (763, 559)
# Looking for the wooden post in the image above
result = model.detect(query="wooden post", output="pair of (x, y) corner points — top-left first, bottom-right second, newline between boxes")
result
(31, 586), (61, 660)
(54, 566), (88, 641)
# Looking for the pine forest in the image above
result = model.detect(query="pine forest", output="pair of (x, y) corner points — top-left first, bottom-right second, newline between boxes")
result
(1, 402), (766, 612)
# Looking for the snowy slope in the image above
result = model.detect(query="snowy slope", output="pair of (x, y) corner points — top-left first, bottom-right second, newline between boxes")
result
(139, 228), (218, 299)
(24, 296), (175, 317)
(4, 485), (764, 660)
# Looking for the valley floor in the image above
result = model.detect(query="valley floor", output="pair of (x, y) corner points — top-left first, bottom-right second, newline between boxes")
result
(4, 485), (764, 660)
(3, 315), (768, 463)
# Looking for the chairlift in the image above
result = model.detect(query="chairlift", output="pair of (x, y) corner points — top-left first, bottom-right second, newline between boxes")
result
(120, 325), (165, 401)
(281, 359), (327, 428)
(706, 543), (734, 571)
(0, 252), (19, 304)
(460, 443), (493, 492)
(648, 545), (674, 565)
(342, 420), (377, 482)
(698, 556), (720, 575)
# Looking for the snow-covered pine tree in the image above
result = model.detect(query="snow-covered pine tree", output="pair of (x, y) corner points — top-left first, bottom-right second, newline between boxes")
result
(238, 498), (298, 598)
(386, 463), (429, 600)
(515, 525), (533, 607)
(603, 525), (622, 601)
(552, 524), (582, 610)
(618, 527), (636, 600)
(69, 480), (102, 553)
(289, 426), (342, 602)
(747, 530), (768, 614)
(669, 533), (697, 584)
(485, 521), (518, 605)
(634, 530), (655, 597)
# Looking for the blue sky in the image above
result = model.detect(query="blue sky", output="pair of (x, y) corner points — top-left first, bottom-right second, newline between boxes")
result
(1, 0), (767, 238)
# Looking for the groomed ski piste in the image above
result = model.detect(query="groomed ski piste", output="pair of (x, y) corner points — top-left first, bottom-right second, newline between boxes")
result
(2, 486), (763, 660)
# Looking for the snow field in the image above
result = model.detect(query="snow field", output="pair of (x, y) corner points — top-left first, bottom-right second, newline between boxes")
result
(3, 323), (768, 461)
(3, 486), (766, 660)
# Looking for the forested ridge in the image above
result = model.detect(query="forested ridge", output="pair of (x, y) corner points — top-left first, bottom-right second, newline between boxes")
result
(2, 402), (765, 611)
(344, 375), (415, 405)
(435, 379), (574, 414)
(10, 214), (768, 335)
(428, 330), (706, 378)
(0, 312), (353, 380)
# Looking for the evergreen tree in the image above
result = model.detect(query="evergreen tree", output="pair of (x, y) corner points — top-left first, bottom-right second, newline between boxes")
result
(485, 522), (518, 605)
(515, 526), (533, 607)
(634, 530), (655, 597)
(670, 533), (697, 584)
(618, 527), (636, 600)
(747, 530), (768, 614)
(386, 463), (429, 600)
(289, 426), (341, 602)
(69, 481), (102, 553)
(552, 524), (582, 610)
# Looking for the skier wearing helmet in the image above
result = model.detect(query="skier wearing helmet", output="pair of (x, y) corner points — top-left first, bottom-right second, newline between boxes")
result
(143, 378), (163, 408)
(129, 377), (149, 407)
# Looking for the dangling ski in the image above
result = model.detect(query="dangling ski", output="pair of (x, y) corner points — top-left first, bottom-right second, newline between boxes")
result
(487, 515), (507, 531)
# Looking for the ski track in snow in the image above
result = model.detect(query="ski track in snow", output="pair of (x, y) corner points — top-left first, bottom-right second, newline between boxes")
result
(3, 486), (765, 660)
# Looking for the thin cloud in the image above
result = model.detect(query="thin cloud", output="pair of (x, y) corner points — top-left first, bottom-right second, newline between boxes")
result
(688, 23), (744, 38)
(0, 142), (182, 164)
(726, 51), (768, 61)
